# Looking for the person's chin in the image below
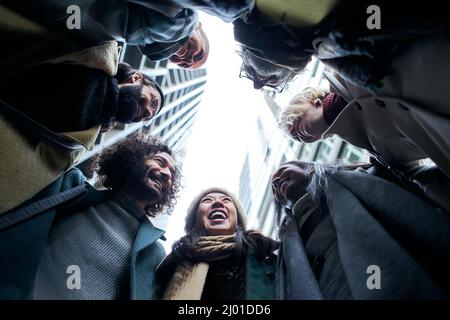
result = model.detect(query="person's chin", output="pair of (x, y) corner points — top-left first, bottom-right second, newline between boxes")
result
(189, 61), (205, 69)
(135, 184), (160, 204)
(146, 182), (162, 198)
(205, 224), (233, 236)
(117, 85), (144, 123)
(298, 134), (319, 143)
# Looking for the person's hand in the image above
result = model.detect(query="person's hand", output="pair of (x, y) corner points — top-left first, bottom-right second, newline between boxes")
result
(271, 162), (311, 208)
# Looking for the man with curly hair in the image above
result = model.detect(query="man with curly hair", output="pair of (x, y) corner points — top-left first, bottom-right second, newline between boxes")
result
(32, 134), (180, 300)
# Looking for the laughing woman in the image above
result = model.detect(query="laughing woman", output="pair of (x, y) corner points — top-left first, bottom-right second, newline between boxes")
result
(155, 187), (278, 300)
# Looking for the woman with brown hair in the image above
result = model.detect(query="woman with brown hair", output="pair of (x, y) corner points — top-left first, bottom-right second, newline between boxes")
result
(156, 187), (278, 300)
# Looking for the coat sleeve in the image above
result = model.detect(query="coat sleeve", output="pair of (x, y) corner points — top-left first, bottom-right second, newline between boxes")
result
(325, 170), (450, 298)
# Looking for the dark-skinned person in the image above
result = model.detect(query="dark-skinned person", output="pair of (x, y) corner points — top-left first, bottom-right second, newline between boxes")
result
(271, 161), (450, 299)
(0, 134), (181, 299)
(155, 188), (278, 300)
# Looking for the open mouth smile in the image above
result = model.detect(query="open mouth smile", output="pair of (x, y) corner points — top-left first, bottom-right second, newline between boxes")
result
(208, 210), (228, 221)
(147, 177), (164, 192)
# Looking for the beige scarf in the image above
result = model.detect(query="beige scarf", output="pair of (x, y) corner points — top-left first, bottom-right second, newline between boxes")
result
(162, 235), (237, 300)
(45, 41), (121, 77)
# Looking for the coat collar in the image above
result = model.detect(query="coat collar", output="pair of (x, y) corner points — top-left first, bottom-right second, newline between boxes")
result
(130, 216), (165, 300)
(132, 216), (164, 255)
(113, 191), (146, 221)
(323, 71), (353, 101)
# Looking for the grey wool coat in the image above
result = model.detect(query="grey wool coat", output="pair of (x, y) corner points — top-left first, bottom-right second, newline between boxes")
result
(276, 169), (450, 299)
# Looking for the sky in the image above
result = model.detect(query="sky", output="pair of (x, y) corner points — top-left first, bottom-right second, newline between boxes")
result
(162, 13), (268, 251)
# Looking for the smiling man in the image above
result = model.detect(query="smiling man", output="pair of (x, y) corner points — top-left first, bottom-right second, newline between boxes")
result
(33, 134), (180, 299)
(155, 187), (278, 300)
(1, 61), (164, 134)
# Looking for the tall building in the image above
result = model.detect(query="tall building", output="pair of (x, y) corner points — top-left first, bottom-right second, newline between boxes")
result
(76, 43), (208, 229)
(239, 58), (368, 238)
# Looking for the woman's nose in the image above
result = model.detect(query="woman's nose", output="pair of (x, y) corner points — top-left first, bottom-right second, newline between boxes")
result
(211, 199), (225, 208)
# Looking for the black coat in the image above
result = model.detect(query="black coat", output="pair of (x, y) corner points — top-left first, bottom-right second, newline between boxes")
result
(234, 0), (450, 90)
(1, 63), (118, 132)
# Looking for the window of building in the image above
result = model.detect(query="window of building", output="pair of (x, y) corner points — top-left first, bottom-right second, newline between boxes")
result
(314, 142), (332, 163)
(264, 147), (271, 162)
(310, 59), (320, 77)
(337, 143), (368, 164)
(257, 182), (275, 228)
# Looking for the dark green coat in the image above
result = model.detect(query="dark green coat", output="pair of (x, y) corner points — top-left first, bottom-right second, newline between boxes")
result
(246, 251), (276, 299)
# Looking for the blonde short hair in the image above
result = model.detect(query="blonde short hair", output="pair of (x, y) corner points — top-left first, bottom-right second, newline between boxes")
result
(278, 87), (329, 136)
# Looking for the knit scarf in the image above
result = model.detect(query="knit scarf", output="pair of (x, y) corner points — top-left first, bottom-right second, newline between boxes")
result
(162, 234), (238, 300)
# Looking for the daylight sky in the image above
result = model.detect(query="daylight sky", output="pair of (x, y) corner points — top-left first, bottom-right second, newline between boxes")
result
(162, 13), (268, 251)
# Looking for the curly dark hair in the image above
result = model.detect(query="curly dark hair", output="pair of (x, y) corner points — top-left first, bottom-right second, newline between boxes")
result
(95, 134), (181, 215)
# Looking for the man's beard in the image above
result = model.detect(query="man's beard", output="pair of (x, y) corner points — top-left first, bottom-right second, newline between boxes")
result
(116, 84), (144, 123)
(128, 168), (166, 205)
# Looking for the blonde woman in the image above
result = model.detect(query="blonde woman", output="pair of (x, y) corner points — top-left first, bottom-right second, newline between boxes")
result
(279, 77), (450, 212)
(279, 36), (450, 179)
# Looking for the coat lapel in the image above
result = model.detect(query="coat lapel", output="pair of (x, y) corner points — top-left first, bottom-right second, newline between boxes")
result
(323, 71), (353, 102)
(0, 168), (85, 299)
(130, 216), (165, 300)
(326, 170), (449, 298)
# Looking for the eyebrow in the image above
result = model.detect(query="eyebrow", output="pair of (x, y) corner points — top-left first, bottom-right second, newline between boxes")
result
(154, 155), (175, 173)
(201, 195), (231, 201)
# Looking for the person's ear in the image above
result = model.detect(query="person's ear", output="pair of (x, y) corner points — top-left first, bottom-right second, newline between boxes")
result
(131, 72), (143, 83)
